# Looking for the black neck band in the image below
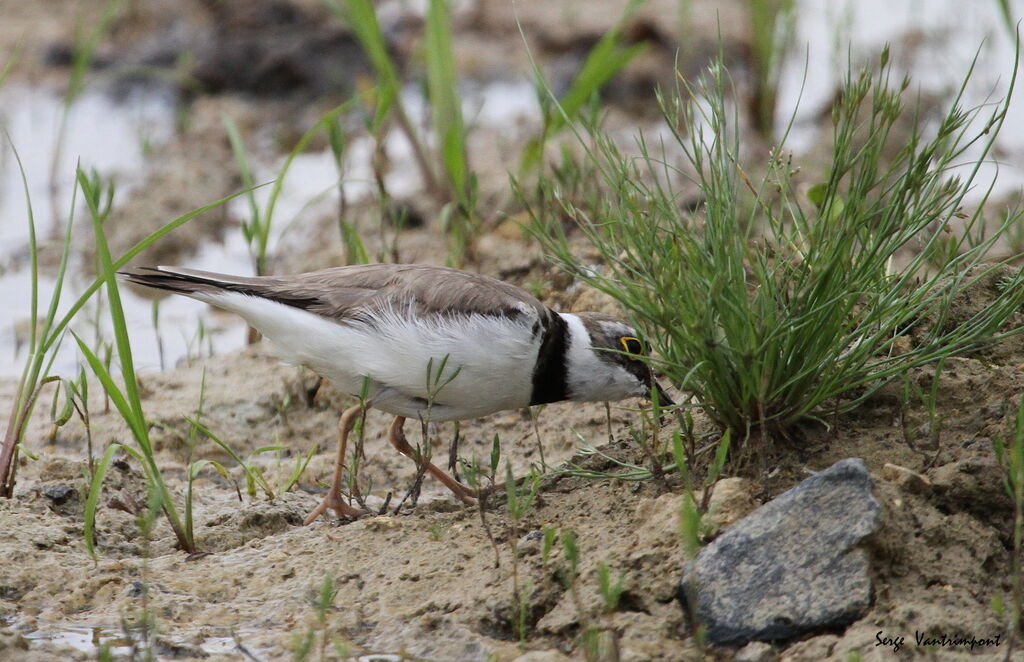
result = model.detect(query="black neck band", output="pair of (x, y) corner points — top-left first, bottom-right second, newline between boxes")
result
(529, 312), (570, 406)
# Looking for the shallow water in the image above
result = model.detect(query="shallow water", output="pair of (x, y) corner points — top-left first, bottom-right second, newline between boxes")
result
(0, 85), (198, 378)
(0, 77), (543, 380)
(23, 623), (244, 657)
(0, 85), (175, 245)
(780, 0), (1024, 200)
(0, 84), (252, 378)
(1, 2), (1021, 380)
(22, 623), (428, 660)
(20, 621), (429, 659)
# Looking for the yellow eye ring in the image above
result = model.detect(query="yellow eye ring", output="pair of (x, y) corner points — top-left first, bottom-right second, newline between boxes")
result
(620, 336), (643, 354)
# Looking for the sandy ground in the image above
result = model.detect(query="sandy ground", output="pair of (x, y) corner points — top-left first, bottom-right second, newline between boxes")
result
(2, 1), (1024, 661)
(4, 318), (1024, 661)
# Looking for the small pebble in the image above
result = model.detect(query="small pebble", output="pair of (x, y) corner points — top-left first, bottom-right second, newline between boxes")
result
(42, 485), (75, 506)
(364, 516), (402, 531)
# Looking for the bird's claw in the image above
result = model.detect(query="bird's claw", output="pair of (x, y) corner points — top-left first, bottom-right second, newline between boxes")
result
(303, 493), (368, 525)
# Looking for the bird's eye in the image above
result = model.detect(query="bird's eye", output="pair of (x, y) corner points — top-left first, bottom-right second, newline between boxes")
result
(619, 336), (643, 355)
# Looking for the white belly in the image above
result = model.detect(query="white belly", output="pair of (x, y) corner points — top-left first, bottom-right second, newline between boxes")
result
(203, 292), (538, 420)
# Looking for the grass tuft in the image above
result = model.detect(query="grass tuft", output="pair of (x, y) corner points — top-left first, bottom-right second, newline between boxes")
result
(527, 49), (1024, 450)
(0, 146), (249, 544)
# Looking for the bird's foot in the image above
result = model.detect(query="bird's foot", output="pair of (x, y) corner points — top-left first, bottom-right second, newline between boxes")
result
(453, 488), (477, 507)
(303, 492), (368, 525)
(429, 472), (477, 506)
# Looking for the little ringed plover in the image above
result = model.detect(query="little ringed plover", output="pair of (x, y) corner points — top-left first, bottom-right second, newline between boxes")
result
(121, 263), (673, 524)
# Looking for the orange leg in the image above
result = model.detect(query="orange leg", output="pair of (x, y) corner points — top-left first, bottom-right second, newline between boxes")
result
(388, 417), (476, 505)
(303, 405), (370, 525)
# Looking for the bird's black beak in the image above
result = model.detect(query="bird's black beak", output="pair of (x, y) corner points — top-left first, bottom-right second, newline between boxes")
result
(653, 381), (674, 409)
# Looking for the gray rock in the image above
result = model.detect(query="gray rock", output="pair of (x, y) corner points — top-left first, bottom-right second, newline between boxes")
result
(678, 458), (882, 646)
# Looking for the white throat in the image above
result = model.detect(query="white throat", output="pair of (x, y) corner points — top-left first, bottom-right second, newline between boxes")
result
(560, 312), (641, 402)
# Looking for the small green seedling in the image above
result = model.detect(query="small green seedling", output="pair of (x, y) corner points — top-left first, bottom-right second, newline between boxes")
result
(596, 562), (626, 613)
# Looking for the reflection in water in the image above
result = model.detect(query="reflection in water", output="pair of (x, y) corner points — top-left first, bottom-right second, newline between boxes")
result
(23, 624), (237, 656)
(23, 623), (426, 660)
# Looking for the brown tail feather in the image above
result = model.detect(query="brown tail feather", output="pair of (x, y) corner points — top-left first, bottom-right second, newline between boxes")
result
(117, 266), (239, 296)
(118, 267), (321, 311)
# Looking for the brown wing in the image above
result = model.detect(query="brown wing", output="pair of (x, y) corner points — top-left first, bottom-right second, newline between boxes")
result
(122, 263), (549, 323)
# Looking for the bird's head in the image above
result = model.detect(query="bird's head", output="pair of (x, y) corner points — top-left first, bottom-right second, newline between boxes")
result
(565, 312), (674, 407)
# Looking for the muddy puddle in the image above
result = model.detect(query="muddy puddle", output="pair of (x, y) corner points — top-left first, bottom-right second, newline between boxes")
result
(0, 75), (543, 379)
(23, 624), (240, 658)
(19, 622), (420, 661)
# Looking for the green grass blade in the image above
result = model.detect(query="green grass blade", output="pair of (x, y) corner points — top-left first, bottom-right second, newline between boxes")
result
(42, 176), (79, 353)
(184, 416), (248, 468)
(251, 445), (287, 455)
(68, 0), (126, 102)
(425, 0), (468, 200)
(282, 444), (318, 494)
(552, 40), (645, 133)
(548, 0), (646, 131)
(78, 169), (145, 423)
(0, 135), (80, 494)
(187, 458), (233, 542)
(76, 170), (194, 552)
(326, 0), (399, 129)
(222, 114), (261, 244)
(261, 105), (348, 263)
(517, 0), (646, 171)
(83, 442), (126, 558)
(4, 134), (39, 359)
(72, 332), (142, 441)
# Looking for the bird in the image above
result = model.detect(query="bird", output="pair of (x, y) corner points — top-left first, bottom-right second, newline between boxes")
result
(120, 263), (673, 524)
